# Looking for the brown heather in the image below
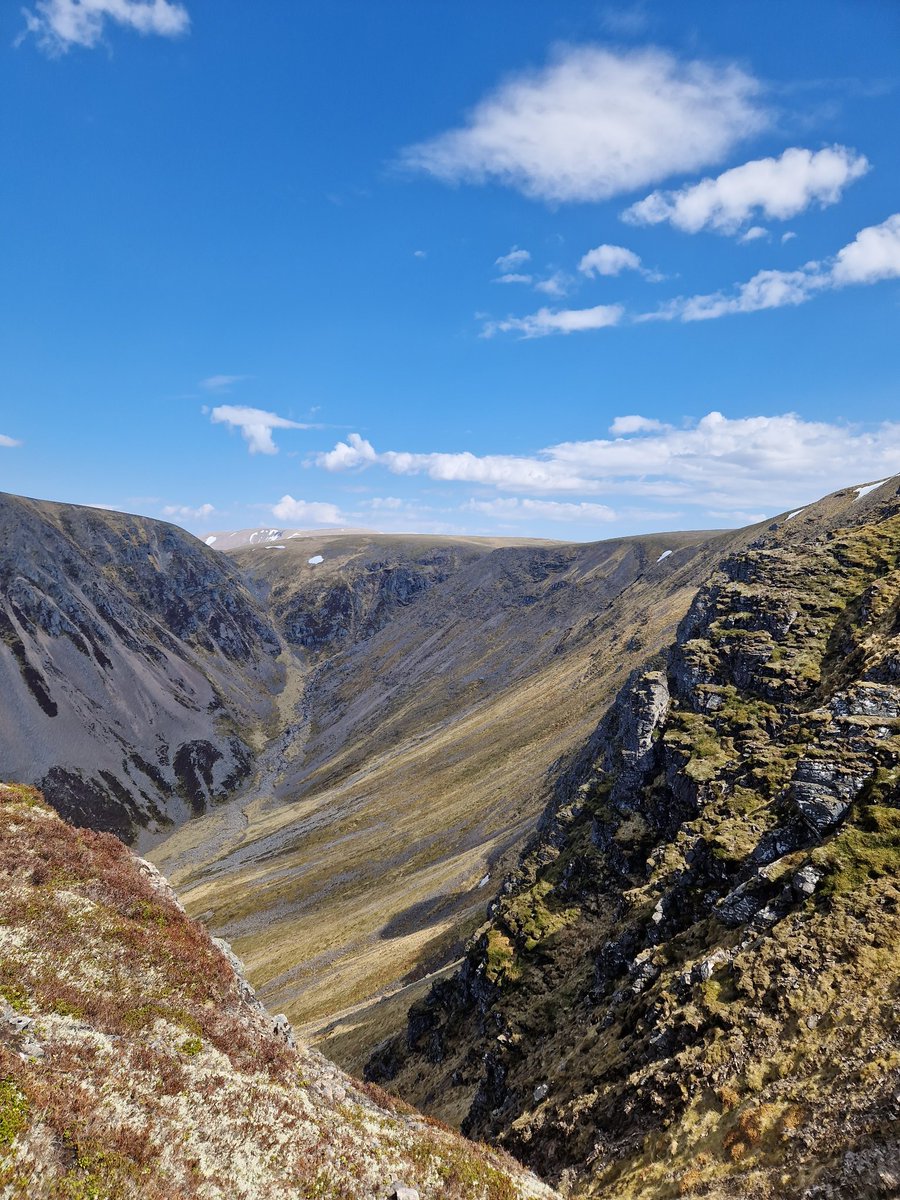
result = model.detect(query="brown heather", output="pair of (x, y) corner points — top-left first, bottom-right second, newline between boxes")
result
(0, 783), (556, 1200)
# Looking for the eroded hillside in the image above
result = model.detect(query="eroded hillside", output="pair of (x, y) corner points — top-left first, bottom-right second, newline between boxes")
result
(0, 783), (556, 1200)
(147, 526), (727, 1070)
(371, 479), (900, 1199)
(0, 494), (281, 840)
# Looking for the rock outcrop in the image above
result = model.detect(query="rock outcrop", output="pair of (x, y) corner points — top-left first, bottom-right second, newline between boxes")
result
(0, 494), (282, 840)
(371, 479), (900, 1199)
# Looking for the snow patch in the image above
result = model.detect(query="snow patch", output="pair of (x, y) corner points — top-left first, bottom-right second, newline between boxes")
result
(785, 508), (806, 522)
(854, 481), (887, 500)
(205, 536), (217, 546)
(656, 550), (672, 563)
(478, 874), (491, 888)
(308, 555), (324, 566)
(266, 546), (286, 550)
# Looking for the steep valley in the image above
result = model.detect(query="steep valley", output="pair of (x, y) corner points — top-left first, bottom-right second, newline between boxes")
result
(3, 479), (900, 1200)
(144, 526), (727, 1070)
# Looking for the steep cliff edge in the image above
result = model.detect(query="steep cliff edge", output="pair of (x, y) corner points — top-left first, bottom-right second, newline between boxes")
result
(370, 479), (900, 1199)
(0, 494), (282, 840)
(0, 782), (556, 1200)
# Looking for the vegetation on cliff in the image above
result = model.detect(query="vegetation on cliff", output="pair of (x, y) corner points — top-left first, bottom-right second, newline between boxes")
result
(371, 481), (900, 1200)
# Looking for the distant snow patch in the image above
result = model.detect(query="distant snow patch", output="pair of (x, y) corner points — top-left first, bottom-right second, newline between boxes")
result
(656, 550), (672, 563)
(785, 508), (806, 521)
(205, 536), (217, 545)
(854, 481), (887, 500)
(266, 545), (286, 550)
(478, 874), (491, 888)
(308, 555), (324, 565)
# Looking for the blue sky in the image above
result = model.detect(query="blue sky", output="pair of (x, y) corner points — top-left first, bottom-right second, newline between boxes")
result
(2, 0), (899, 541)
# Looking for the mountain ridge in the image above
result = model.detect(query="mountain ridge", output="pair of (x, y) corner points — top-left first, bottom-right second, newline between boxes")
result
(368, 475), (900, 1199)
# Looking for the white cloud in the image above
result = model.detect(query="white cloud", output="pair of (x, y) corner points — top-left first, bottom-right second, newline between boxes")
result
(413, 249), (427, 258)
(579, 243), (642, 277)
(482, 303), (624, 339)
(465, 497), (617, 522)
(533, 271), (572, 297)
(400, 46), (766, 203)
(495, 247), (531, 271)
(21, 0), (189, 55)
(610, 415), (667, 435)
(200, 374), (246, 392)
(209, 405), (310, 455)
(644, 211), (900, 323)
(316, 432), (378, 471)
(363, 496), (405, 510)
(494, 273), (533, 285)
(739, 225), (768, 243)
(0, 435), (22, 448)
(162, 502), (215, 520)
(271, 495), (344, 525)
(649, 265), (830, 322)
(781, 231), (797, 243)
(623, 145), (868, 235)
(831, 212), (900, 284)
(313, 412), (900, 515)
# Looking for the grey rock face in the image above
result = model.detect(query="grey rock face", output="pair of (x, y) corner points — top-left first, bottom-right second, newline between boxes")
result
(0, 493), (282, 840)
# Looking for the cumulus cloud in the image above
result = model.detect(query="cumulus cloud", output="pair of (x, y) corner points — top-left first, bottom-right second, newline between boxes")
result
(609, 415), (667, 435)
(739, 225), (769, 243)
(482, 303), (624, 339)
(645, 211), (900, 323)
(494, 273), (533, 285)
(162, 502), (215, 520)
(465, 497), (617, 522)
(209, 405), (311, 455)
(271, 495), (344, 525)
(495, 247), (531, 271)
(316, 432), (378, 471)
(0, 434), (22, 448)
(313, 412), (900, 516)
(21, 0), (189, 55)
(400, 46), (765, 203)
(832, 212), (900, 284)
(623, 145), (868, 235)
(579, 243), (642, 277)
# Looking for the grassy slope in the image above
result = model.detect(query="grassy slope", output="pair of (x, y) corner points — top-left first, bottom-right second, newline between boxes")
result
(147, 528), (726, 1072)
(374, 480), (900, 1199)
(0, 783), (556, 1200)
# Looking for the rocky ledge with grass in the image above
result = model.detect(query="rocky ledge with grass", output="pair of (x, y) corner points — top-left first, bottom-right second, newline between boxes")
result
(370, 481), (900, 1200)
(0, 783), (556, 1200)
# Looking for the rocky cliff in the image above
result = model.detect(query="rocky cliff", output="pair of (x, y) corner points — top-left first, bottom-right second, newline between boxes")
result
(369, 478), (900, 1200)
(0, 494), (282, 840)
(0, 782), (556, 1200)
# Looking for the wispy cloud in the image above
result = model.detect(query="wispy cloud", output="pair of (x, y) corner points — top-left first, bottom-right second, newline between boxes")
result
(482, 302), (624, 339)
(495, 247), (531, 271)
(493, 272), (533, 285)
(162, 502), (215, 520)
(313, 412), (900, 517)
(200, 374), (247, 392)
(464, 497), (617, 522)
(533, 271), (573, 297)
(208, 405), (313, 455)
(0, 434), (22, 448)
(20, 0), (190, 55)
(400, 46), (766, 203)
(644, 211), (900, 322)
(271, 495), (344, 525)
(623, 145), (868, 235)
